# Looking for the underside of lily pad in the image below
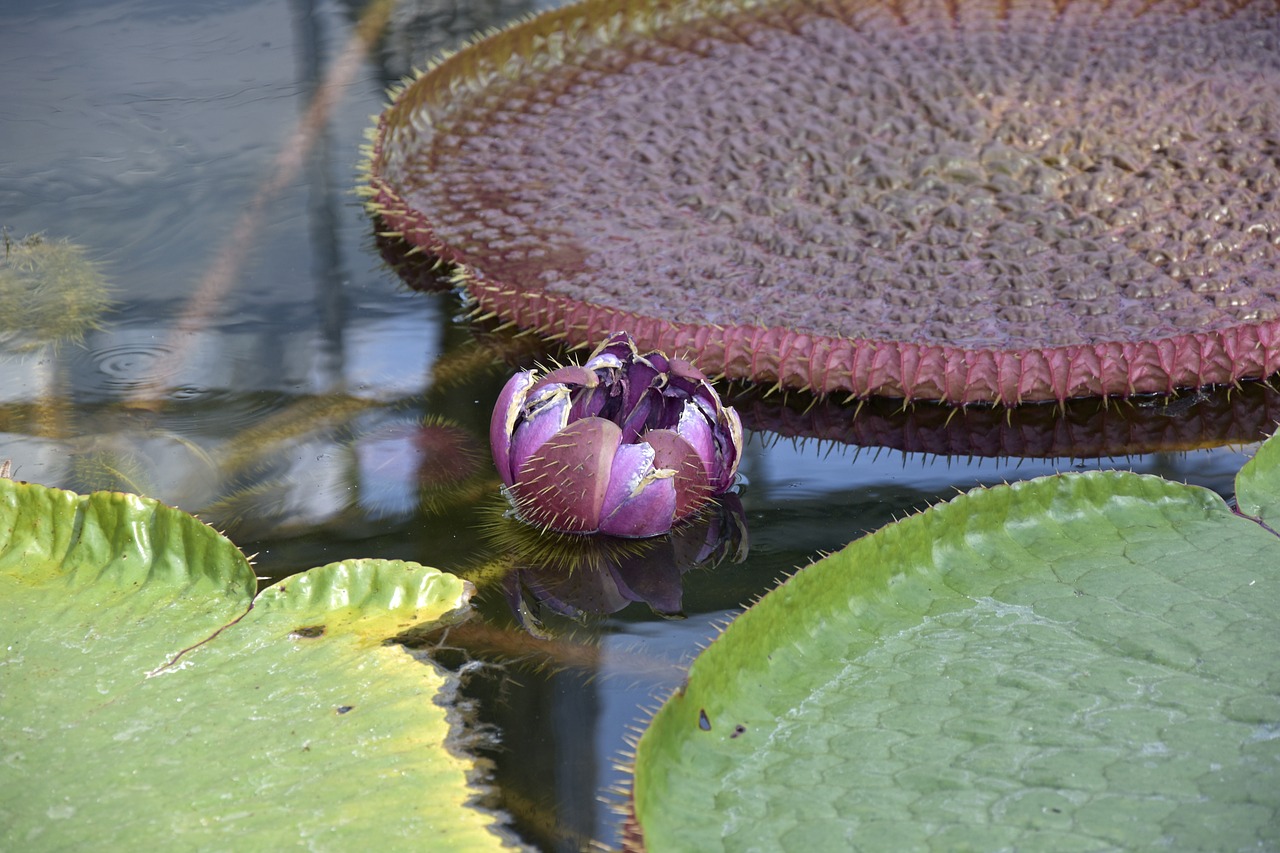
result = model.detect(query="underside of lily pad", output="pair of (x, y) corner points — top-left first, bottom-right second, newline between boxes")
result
(731, 380), (1280, 459)
(366, 0), (1280, 405)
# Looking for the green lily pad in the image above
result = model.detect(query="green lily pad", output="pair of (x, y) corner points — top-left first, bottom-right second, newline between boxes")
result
(0, 479), (519, 850)
(633, 437), (1280, 850)
(1235, 434), (1280, 527)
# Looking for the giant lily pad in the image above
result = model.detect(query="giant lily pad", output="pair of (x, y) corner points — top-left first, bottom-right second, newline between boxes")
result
(0, 478), (520, 850)
(630, 431), (1280, 849)
(367, 0), (1280, 404)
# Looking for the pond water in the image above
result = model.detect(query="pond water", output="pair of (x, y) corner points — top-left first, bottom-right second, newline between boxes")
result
(0, 1), (1268, 850)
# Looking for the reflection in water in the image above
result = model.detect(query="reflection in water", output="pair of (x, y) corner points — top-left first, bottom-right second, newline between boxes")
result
(463, 655), (603, 852)
(123, 0), (393, 406)
(0, 235), (113, 351)
(373, 0), (552, 80)
(481, 492), (750, 626)
(92, 342), (174, 392)
(294, 0), (350, 391)
(732, 381), (1280, 460)
(353, 413), (489, 518)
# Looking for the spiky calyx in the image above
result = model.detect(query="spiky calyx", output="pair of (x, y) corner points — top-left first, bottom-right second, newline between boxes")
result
(365, 0), (1280, 405)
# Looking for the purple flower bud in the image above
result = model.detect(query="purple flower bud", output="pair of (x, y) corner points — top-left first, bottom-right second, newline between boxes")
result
(490, 332), (743, 537)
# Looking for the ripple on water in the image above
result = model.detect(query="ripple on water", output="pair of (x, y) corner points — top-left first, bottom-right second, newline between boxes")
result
(89, 340), (176, 393)
(72, 316), (319, 404)
(157, 389), (299, 442)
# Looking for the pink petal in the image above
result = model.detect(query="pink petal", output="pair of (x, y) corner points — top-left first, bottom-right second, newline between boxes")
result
(599, 473), (678, 538)
(668, 355), (709, 384)
(508, 384), (573, 483)
(712, 404), (744, 494)
(490, 371), (535, 486)
(674, 402), (717, 484)
(641, 429), (713, 523)
(589, 332), (639, 368)
(512, 417), (621, 533)
(599, 442), (656, 519)
(530, 364), (597, 396)
(583, 348), (625, 373)
(618, 393), (654, 443)
(599, 442), (680, 538)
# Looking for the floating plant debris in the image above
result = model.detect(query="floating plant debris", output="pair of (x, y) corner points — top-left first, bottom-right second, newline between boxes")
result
(367, 0), (1280, 405)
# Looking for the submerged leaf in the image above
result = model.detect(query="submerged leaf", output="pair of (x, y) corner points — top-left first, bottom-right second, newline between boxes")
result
(632, 433), (1280, 850)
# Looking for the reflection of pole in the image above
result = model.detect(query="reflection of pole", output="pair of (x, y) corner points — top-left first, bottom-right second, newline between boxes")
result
(292, 0), (349, 393)
(126, 0), (393, 407)
(550, 671), (598, 850)
(29, 346), (70, 441)
(378, 0), (543, 82)
(476, 647), (600, 851)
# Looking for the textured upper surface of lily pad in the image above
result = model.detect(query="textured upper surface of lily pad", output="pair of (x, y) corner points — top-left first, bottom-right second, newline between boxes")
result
(629, 430), (1280, 850)
(0, 478), (520, 851)
(367, 0), (1280, 404)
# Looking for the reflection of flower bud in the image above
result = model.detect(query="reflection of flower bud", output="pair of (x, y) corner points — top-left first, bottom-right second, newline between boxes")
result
(490, 332), (742, 537)
(606, 492), (749, 618)
(354, 416), (484, 518)
(669, 491), (749, 572)
(493, 493), (750, 624)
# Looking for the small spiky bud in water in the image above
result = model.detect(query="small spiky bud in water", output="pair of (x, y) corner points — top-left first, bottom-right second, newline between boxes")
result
(490, 332), (742, 537)
(0, 234), (111, 349)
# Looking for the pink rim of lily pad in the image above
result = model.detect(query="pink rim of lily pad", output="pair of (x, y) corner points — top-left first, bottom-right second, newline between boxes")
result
(364, 0), (1280, 406)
